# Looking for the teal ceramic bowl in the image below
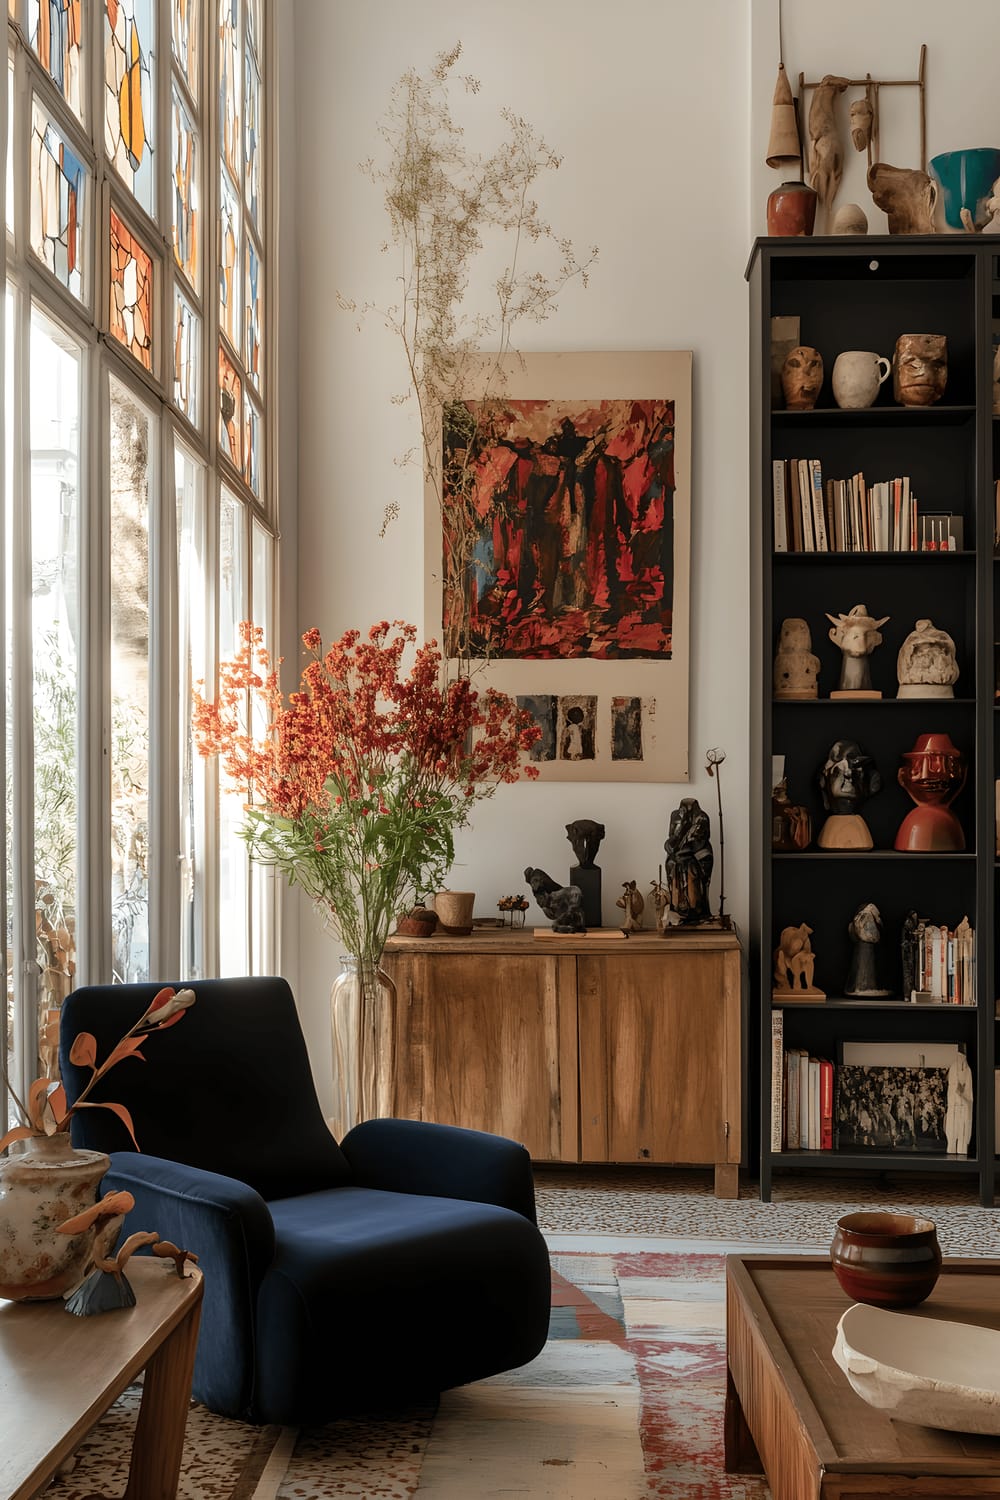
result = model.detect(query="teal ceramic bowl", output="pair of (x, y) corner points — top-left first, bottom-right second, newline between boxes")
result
(930, 148), (1000, 230)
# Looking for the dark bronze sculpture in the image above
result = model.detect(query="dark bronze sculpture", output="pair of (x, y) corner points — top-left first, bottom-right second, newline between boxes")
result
(819, 738), (881, 814)
(845, 901), (890, 996)
(524, 867), (586, 933)
(565, 820), (605, 867)
(663, 798), (714, 925)
(566, 819), (605, 927)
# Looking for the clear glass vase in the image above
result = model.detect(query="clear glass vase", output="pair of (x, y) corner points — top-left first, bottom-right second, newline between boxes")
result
(329, 955), (396, 1141)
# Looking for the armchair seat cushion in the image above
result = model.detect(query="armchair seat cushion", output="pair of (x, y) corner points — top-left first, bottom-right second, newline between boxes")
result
(256, 1186), (551, 1425)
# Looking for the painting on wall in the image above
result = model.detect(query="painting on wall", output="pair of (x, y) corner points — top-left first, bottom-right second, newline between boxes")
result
(424, 351), (692, 782)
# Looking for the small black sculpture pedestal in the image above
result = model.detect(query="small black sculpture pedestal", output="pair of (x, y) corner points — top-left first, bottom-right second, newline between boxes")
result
(569, 865), (602, 929)
(566, 819), (605, 930)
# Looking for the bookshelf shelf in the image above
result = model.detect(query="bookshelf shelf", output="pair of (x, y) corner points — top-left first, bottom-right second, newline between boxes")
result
(772, 404), (976, 427)
(772, 851), (977, 862)
(749, 237), (994, 1205)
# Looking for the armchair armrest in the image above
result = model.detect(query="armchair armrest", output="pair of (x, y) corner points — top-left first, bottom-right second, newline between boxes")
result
(104, 1153), (276, 1420)
(339, 1119), (538, 1223)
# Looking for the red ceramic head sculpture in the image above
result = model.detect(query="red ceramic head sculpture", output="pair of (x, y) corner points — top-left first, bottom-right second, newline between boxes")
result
(895, 732), (966, 851)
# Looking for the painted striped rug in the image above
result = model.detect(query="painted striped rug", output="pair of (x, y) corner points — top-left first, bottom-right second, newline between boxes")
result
(45, 1244), (771, 1499)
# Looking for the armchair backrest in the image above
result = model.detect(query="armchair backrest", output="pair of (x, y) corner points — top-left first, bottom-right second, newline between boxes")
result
(60, 977), (353, 1200)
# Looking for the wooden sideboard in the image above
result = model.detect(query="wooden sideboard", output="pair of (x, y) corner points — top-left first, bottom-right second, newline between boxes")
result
(380, 926), (744, 1198)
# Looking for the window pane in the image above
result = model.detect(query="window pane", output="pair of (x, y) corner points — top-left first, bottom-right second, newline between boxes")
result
(104, 0), (156, 218)
(249, 517), (272, 975)
(175, 441), (205, 978)
(30, 307), (80, 1027)
(243, 390), (259, 495)
(109, 208), (154, 371)
(218, 0), (240, 183)
(28, 0), (84, 120)
(108, 377), (152, 983)
(171, 0), (197, 99)
(173, 285), (199, 424)
(244, 43), (259, 225)
(218, 486), (247, 974)
(29, 101), (86, 300)
(244, 233), (260, 387)
(218, 167), (239, 346)
(171, 84), (198, 287)
(218, 341), (241, 468)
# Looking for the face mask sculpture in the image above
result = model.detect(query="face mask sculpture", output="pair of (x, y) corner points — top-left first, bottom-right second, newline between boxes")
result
(817, 737), (881, 850)
(781, 345), (824, 411)
(892, 333), (948, 407)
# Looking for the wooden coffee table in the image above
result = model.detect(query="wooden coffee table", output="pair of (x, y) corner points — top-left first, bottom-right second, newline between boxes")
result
(726, 1255), (1000, 1499)
(0, 1258), (203, 1500)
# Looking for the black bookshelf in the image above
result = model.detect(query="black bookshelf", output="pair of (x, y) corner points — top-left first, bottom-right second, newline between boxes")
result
(748, 236), (996, 1205)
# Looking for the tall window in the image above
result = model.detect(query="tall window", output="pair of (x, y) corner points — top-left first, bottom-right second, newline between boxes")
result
(3, 0), (276, 1116)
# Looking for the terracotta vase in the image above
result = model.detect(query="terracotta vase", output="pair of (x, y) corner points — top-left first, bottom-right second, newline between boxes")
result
(767, 180), (818, 237)
(895, 732), (966, 851)
(0, 1133), (112, 1301)
(830, 1212), (941, 1308)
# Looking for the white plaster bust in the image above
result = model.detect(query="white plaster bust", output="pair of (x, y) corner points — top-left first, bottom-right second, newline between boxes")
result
(896, 618), (959, 699)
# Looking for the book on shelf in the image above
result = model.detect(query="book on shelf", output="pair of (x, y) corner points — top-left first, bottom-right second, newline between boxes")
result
(772, 1047), (835, 1151)
(771, 459), (950, 553)
(770, 1009), (784, 1152)
(772, 459), (788, 552)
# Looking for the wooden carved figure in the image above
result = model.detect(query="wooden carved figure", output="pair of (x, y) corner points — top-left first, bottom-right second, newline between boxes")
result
(616, 880), (645, 933)
(807, 75), (849, 229)
(773, 922), (825, 998)
(868, 162), (938, 234)
(649, 878), (670, 933)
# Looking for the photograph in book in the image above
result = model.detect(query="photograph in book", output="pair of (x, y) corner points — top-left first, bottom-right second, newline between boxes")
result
(835, 1063), (948, 1153)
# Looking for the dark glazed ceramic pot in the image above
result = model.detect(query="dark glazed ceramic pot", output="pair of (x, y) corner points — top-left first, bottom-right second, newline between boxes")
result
(830, 1211), (942, 1308)
(767, 180), (818, 237)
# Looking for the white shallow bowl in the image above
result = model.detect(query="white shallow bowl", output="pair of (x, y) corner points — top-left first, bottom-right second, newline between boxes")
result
(833, 1302), (1000, 1435)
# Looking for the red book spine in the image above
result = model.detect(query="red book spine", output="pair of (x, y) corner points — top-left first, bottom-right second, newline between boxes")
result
(820, 1059), (834, 1151)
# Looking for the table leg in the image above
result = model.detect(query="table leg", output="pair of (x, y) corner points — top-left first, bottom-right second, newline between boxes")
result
(724, 1366), (763, 1475)
(714, 1162), (739, 1200)
(123, 1292), (202, 1500)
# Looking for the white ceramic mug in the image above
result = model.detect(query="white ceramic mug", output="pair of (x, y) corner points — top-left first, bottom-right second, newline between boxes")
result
(832, 351), (892, 410)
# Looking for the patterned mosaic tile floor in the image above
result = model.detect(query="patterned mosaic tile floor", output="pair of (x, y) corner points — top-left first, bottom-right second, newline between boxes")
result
(534, 1165), (1000, 1256)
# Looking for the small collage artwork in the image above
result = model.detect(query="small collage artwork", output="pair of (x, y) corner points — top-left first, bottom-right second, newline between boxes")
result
(517, 694), (655, 763)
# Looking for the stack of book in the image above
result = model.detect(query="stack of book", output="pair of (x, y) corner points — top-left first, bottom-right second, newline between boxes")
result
(773, 459), (928, 553)
(905, 917), (976, 1005)
(769, 1014), (834, 1151)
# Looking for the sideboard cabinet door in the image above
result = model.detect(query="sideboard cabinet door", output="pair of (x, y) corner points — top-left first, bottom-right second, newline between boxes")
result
(381, 951), (579, 1162)
(577, 951), (740, 1173)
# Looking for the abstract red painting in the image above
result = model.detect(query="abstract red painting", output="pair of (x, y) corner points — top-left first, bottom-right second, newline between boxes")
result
(442, 398), (677, 661)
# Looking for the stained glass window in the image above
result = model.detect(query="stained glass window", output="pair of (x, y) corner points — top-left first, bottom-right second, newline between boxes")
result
(243, 392), (259, 494)
(171, 0), (197, 98)
(218, 0), (240, 182)
(171, 85), (198, 286)
(109, 208), (154, 370)
(173, 287), (199, 424)
(244, 44), (260, 224)
(218, 343), (242, 469)
(244, 236), (261, 387)
(105, 0), (156, 217)
(218, 167), (239, 345)
(29, 0), (83, 119)
(29, 101), (86, 299)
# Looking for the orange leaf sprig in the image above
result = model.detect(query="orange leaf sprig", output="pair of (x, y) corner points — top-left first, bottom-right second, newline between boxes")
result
(192, 622), (540, 966)
(0, 987), (196, 1155)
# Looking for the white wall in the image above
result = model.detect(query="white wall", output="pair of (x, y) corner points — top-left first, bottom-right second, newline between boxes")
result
(287, 0), (1000, 1104)
(289, 0), (752, 1104)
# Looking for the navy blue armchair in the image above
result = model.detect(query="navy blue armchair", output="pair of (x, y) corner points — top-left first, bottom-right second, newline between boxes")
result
(59, 977), (551, 1425)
